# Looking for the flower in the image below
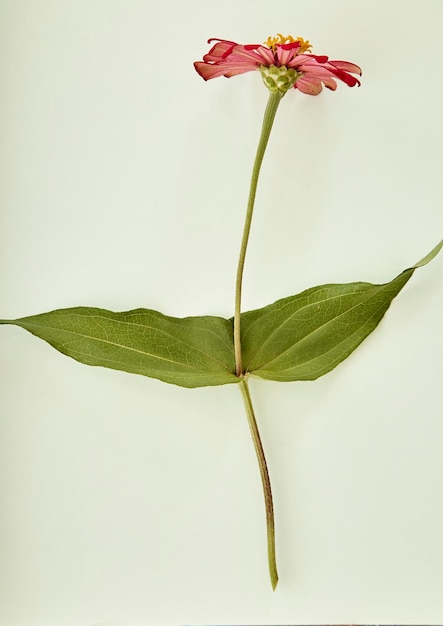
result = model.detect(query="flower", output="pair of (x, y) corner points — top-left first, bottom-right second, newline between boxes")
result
(194, 34), (361, 96)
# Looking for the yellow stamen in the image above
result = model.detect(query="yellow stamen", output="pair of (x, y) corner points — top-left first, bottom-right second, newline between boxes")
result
(264, 34), (312, 53)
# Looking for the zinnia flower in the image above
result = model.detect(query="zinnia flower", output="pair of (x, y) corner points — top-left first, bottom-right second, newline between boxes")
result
(194, 34), (361, 95)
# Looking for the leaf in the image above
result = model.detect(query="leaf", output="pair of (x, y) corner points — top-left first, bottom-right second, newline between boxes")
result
(0, 307), (237, 388)
(240, 240), (443, 382)
(2, 243), (441, 388)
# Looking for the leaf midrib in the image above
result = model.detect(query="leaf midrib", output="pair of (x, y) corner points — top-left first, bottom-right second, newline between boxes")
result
(20, 315), (232, 373)
(86, 313), (234, 371)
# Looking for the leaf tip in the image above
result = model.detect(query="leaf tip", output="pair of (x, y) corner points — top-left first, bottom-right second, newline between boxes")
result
(413, 239), (443, 269)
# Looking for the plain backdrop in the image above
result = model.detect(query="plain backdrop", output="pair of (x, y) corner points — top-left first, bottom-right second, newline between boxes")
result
(1, 1), (443, 624)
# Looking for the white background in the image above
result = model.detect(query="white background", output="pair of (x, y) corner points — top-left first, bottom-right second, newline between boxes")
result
(1, 1), (443, 624)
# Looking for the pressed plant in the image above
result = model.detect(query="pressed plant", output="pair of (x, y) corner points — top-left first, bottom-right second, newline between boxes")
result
(1, 34), (441, 590)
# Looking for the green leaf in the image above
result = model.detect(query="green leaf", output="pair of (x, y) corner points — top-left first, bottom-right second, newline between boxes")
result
(240, 240), (443, 382)
(0, 307), (237, 388)
(2, 242), (440, 388)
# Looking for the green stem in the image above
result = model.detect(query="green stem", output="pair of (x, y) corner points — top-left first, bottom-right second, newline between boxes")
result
(239, 378), (278, 590)
(234, 90), (282, 377)
(233, 91), (282, 589)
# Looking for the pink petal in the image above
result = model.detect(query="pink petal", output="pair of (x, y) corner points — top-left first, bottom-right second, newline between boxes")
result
(294, 77), (324, 95)
(279, 42), (301, 50)
(328, 60), (362, 75)
(203, 40), (237, 62)
(194, 61), (256, 80)
(320, 76), (338, 90)
(326, 65), (361, 87)
(287, 54), (324, 69)
(306, 54), (329, 64)
(230, 44), (275, 65)
(298, 65), (338, 79)
(207, 37), (237, 46)
(193, 61), (225, 80)
(276, 45), (298, 66)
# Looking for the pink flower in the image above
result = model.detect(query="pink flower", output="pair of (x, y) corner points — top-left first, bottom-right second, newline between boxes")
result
(194, 34), (361, 95)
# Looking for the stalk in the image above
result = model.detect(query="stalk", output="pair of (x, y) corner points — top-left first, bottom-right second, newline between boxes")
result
(239, 378), (278, 590)
(233, 90), (283, 589)
(233, 90), (282, 376)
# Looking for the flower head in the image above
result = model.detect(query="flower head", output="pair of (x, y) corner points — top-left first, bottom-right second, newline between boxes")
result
(194, 34), (361, 96)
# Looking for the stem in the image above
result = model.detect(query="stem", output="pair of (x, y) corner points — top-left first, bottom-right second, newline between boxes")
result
(234, 91), (283, 377)
(239, 378), (278, 590)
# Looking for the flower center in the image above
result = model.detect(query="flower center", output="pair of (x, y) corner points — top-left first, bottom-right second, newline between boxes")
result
(259, 65), (300, 95)
(264, 34), (312, 54)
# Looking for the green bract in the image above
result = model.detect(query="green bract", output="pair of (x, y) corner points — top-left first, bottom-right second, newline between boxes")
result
(259, 64), (299, 94)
